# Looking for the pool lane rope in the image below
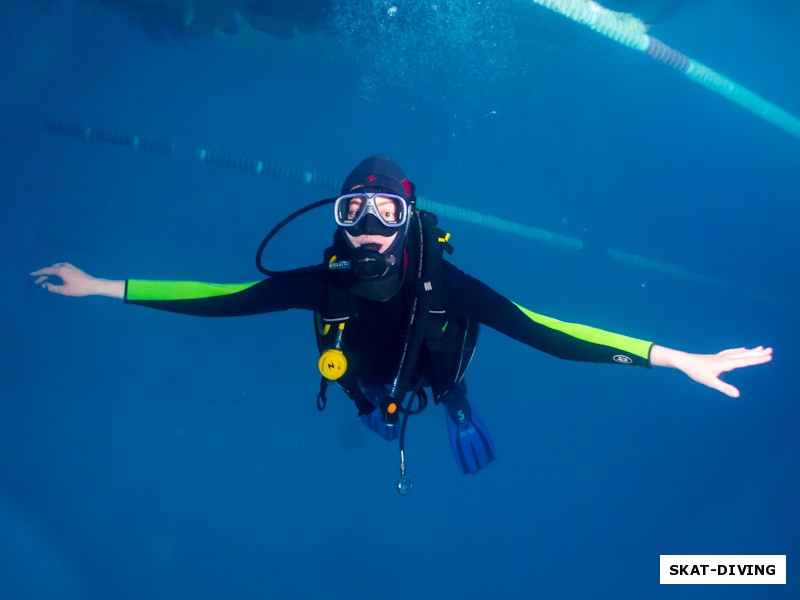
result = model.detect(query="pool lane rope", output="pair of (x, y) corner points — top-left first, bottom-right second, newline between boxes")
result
(526, 0), (800, 139)
(45, 119), (772, 301)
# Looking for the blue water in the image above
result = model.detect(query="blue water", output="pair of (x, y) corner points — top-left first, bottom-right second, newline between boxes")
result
(2, 1), (798, 598)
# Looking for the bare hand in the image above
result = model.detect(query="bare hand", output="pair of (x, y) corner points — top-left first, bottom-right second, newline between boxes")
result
(652, 345), (773, 398)
(30, 263), (124, 298)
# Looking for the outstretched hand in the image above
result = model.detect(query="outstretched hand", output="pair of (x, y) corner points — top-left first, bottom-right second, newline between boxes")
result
(651, 345), (773, 398)
(30, 263), (125, 299)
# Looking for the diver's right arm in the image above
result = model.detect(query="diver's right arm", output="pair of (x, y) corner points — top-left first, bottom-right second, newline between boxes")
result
(31, 262), (324, 316)
(31, 263), (124, 299)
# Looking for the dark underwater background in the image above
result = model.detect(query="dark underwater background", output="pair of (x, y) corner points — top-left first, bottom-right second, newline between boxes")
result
(2, 1), (798, 598)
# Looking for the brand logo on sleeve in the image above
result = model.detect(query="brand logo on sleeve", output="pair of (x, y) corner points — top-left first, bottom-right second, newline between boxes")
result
(613, 354), (633, 364)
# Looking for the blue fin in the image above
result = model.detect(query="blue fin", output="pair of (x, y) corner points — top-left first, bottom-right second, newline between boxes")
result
(360, 408), (398, 441)
(357, 381), (398, 442)
(443, 384), (495, 474)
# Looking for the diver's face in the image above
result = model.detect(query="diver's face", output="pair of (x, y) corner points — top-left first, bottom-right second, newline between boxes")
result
(345, 230), (398, 253)
(341, 193), (402, 253)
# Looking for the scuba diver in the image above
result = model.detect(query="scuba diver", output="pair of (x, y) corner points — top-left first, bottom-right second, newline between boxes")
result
(31, 156), (773, 486)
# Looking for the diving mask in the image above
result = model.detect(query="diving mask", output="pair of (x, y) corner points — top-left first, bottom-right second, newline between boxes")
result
(334, 192), (409, 229)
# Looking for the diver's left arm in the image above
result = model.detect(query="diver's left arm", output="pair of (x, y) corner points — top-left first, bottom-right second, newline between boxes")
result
(442, 263), (773, 396)
(443, 263), (654, 366)
(649, 344), (772, 398)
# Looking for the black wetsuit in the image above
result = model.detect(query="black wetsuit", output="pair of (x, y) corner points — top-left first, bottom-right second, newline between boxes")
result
(125, 261), (653, 395)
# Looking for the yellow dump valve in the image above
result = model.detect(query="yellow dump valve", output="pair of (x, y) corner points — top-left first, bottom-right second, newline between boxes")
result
(318, 348), (347, 380)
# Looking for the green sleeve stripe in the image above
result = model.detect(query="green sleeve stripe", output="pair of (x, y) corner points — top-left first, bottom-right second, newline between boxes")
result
(513, 302), (652, 360)
(126, 280), (260, 302)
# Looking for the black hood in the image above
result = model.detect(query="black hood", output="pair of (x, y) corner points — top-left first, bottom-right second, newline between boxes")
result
(334, 155), (415, 301)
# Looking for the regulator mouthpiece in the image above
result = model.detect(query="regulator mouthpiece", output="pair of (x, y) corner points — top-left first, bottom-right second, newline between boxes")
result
(350, 247), (389, 280)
